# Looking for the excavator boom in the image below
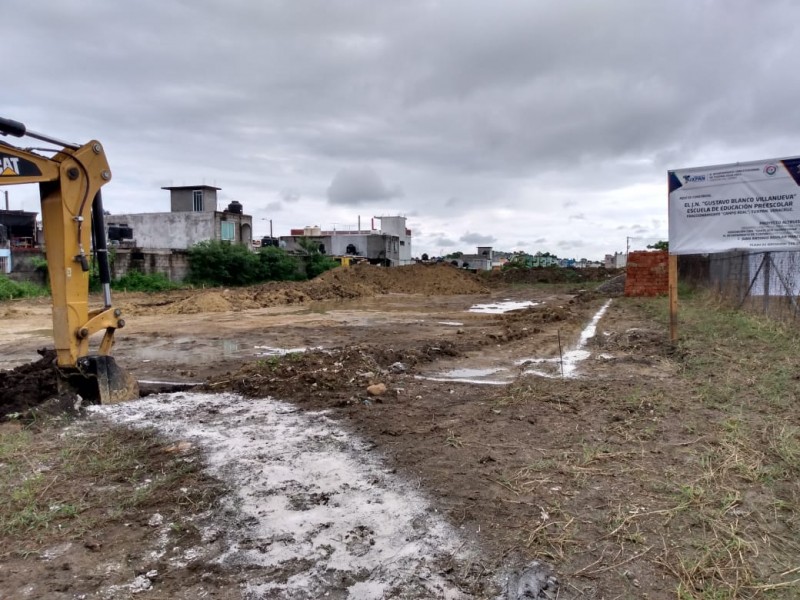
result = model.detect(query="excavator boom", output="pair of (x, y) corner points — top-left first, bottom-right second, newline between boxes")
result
(0, 117), (137, 404)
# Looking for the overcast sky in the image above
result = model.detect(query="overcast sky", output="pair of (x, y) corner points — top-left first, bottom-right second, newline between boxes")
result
(4, 0), (800, 259)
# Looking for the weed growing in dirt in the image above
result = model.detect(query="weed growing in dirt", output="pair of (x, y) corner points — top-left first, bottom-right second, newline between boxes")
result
(0, 421), (222, 553)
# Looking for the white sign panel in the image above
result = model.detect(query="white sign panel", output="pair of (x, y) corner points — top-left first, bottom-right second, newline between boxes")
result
(668, 156), (800, 254)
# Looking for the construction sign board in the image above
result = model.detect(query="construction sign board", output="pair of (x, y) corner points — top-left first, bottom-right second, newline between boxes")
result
(668, 156), (800, 254)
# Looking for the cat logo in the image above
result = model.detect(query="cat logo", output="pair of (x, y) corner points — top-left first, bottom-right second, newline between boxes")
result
(0, 153), (41, 177)
(1, 156), (21, 176)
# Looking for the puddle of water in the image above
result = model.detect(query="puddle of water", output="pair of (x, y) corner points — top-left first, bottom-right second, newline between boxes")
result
(138, 379), (203, 386)
(26, 328), (54, 336)
(424, 299), (613, 385)
(221, 339), (240, 353)
(416, 366), (511, 386)
(468, 300), (538, 314)
(254, 346), (318, 357)
(414, 375), (509, 386)
(443, 367), (507, 378)
(518, 299), (612, 378)
(437, 321), (464, 326)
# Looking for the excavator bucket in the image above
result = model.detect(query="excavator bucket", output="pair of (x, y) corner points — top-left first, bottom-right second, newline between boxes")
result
(62, 356), (139, 405)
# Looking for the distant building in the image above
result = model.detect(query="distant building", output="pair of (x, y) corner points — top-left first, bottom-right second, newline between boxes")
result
(0, 209), (41, 275)
(604, 252), (627, 269)
(280, 216), (412, 266)
(452, 246), (494, 271)
(110, 186), (253, 250)
(108, 185), (253, 281)
(0, 223), (9, 273)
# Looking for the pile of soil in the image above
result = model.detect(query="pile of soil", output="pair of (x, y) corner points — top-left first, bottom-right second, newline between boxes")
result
(203, 341), (462, 406)
(594, 273), (626, 296)
(313, 262), (489, 295)
(164, 290), (234, 314)
(126, 264), (489, 316)
(0, 349), (79, 421)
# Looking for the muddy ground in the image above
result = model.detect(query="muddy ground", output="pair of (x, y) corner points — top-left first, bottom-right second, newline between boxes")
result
(1, 264), (797, 599)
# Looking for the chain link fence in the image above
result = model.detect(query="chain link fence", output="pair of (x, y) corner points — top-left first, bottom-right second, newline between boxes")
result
(680, 250), (800, 323)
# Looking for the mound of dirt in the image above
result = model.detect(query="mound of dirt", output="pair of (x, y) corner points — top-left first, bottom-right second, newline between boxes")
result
(0, 349), (80, 421)
(164, 290), (234, 315)
(594, 273), (626, 296)
(313, 263), (489, 296)
(124, 264), (489, 316)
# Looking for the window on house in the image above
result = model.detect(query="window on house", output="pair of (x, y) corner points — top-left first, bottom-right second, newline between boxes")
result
(221, 221), (235, 241)
(192, 190), (204, 212)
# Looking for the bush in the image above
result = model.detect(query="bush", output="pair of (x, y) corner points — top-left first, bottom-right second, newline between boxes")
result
(304, 254), (339, 279)
(0, 275), (49, 301)
(259, 246), (303, 281)
(111, 271), (180, 292)
(188, 240), (303, 286)
(187, 240), (259, 286)
(295, 237), (339, 280)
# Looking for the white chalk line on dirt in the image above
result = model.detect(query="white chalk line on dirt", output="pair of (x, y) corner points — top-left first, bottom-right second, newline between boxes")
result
(90, 393), (478, 599)
(518, 299), (613, 379)
(421, 299), (613, 384)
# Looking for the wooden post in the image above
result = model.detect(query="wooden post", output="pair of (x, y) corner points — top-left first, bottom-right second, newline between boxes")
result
(763, 251), (771, 315)
(669, 254), (678, 343)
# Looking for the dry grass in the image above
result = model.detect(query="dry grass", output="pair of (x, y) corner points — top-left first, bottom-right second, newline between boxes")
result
(0, 419), (223, 556)
(485, 292), (800, 598)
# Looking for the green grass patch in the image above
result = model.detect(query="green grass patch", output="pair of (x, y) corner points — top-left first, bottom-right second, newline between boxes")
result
(111, 270), (181, 292)
(0, 275), (49, 301)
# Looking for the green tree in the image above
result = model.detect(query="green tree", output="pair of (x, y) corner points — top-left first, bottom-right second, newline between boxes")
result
(295, 237), (339, 279)
(647, 240), (669, 251)
(259, 246), (301, 281)
(188, 240), (262, 286)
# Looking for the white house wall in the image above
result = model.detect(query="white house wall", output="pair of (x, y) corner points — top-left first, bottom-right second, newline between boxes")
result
(111, 213), (216, 250)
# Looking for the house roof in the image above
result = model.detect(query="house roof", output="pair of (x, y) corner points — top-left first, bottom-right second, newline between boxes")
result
(161, 185), (222, 191)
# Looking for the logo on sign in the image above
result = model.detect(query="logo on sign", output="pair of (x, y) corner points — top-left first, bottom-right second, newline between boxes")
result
(683, 174), (706, 183)
(764, 164), (778, 176)
(0, 156), (21, 176)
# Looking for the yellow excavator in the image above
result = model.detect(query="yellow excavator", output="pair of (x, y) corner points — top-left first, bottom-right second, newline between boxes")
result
(0, 116), (138, 404)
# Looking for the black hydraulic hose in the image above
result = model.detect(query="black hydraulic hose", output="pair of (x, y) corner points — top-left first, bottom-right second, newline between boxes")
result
(0, 116), (26, 137)
(91, 191), (113, 308)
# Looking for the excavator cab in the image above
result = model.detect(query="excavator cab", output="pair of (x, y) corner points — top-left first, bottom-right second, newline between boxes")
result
(0, 116), (138, 404)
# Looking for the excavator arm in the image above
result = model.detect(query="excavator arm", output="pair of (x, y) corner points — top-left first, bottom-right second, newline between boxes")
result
(0, 117), (137, 403)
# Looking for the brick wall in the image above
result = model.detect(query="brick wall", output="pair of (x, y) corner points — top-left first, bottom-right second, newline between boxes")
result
(624, 250), (669, 297)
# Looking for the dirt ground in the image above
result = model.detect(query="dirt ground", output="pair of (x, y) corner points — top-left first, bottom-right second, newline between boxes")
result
(1, 264), (798, 599)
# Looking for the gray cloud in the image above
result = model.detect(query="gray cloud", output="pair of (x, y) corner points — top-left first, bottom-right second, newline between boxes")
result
(3, 1), (799, 259)
(327, 166), (403, 206)
(281, 189), (301, 203)
(433, 237), (458, 247)
(460, 232), (496, 245)
(265, 201), (283, 211)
